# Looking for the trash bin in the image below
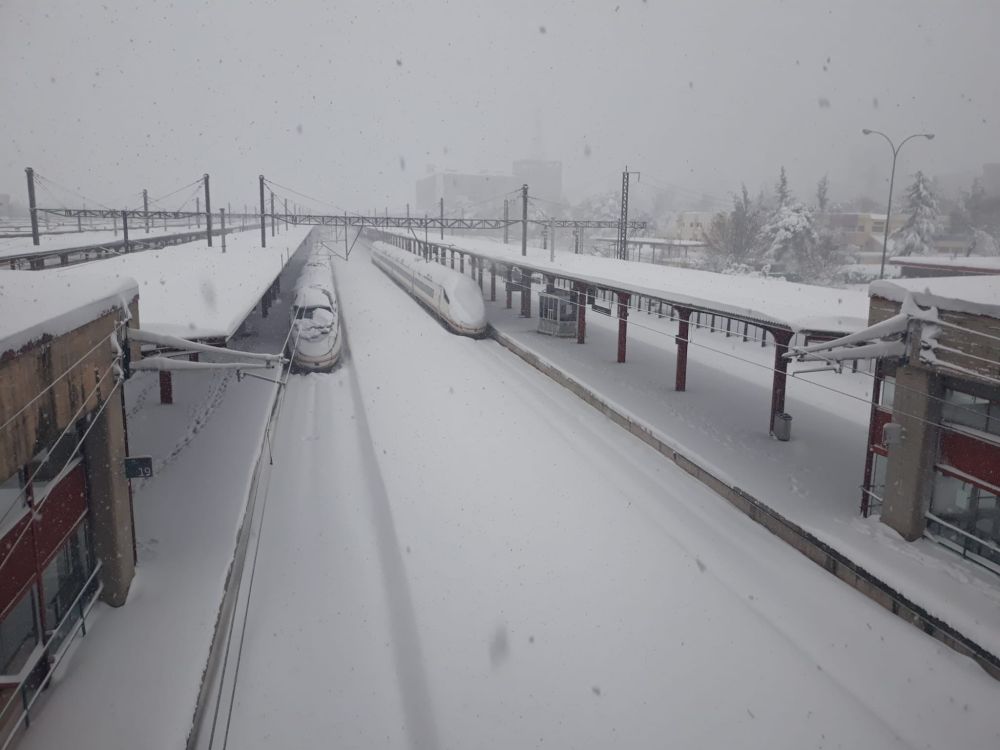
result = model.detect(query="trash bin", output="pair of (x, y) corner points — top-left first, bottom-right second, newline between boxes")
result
(773, 413), (792, 441)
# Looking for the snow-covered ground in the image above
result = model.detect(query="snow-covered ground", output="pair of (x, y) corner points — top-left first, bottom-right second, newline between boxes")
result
(481, 273), (1000, 658)
(213, 240), (999, 749)
(15, 238), (1000, 750)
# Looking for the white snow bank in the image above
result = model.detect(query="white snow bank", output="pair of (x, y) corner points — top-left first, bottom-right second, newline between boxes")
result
(383, 230), (869, 334)
(0, 270), (137, 355)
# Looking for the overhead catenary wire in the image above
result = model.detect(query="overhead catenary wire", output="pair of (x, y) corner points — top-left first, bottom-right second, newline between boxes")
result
(33, 172), (116, 212)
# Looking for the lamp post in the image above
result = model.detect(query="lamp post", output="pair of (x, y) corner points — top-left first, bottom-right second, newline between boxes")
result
(861, 128), (935, 279)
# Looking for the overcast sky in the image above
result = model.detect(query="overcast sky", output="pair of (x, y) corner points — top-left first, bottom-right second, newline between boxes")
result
(2, 0), (998, 215)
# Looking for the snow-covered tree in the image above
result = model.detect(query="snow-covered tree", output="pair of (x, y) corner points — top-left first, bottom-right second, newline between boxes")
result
(758, 201), (817, 278)
(816, 174), (829, 212)
(776, 166), (791, 207)
(702, 185), (765, 270)
(892, 171), (939, 256)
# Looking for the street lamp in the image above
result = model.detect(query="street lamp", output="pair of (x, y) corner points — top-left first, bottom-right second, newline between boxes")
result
(861, 128), (935, 279)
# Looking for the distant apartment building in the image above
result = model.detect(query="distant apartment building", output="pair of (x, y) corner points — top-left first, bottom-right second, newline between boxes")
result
(415, 171), (517, 214)
(825, 212), (907, 253)
(415, 160), (563, 215)
(668, 211), (716, 242)
(982, 163), (1000, 197)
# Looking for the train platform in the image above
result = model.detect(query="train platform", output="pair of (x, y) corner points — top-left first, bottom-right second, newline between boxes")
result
(483, 277), (1000, 661)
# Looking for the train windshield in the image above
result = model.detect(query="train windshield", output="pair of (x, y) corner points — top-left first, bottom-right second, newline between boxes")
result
(294, 305), (332, 320)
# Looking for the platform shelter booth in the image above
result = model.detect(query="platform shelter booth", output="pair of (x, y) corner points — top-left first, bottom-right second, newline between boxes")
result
(537, 290), (578, 337)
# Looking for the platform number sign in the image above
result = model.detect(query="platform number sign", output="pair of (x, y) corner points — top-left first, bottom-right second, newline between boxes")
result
(124, 456), (154, 480)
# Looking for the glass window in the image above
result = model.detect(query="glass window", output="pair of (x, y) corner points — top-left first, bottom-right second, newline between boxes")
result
(0, 591), (39, 677)
(942, 389), (990, 433)
(931, 471), (1000, 545)
(43, 522), (95, 632)
(879, 376), (895, 409)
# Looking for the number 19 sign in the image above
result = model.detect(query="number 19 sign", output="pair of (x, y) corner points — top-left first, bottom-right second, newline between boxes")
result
(124, 456), (154, 479)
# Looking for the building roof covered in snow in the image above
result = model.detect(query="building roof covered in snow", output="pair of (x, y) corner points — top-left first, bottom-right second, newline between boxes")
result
(869, 275), (1000, 320)
(0, 269), (138, 356)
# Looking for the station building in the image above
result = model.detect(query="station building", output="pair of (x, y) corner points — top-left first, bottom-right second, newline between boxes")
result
(0, 271), (139, 731)
(861, 276), (1000, 573)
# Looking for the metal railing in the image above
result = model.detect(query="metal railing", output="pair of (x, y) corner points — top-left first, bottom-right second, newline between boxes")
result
(925, 513), (1000, 576)
(0, 561), (103, 750)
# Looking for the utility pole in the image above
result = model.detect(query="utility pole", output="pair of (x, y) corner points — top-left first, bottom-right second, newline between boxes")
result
(520, 184), (528, 257)
(204, 173), (213, 246)
(284, 198), (289, 232)
(549, 221), (556, 263)
(122, 210), (130, 253)
(520, 183), (530, 317)
(143, 189), (150, 233)
(503, 198), (509, 244)
(25, 167), (39, 246)
(220, 209), (226, 253)
(270, 191), (275, 237)
(439, 196), (444, 240)
(196, 196), (201, 229)
(618, 166), (639, 260)
(259, 175), (266, 248)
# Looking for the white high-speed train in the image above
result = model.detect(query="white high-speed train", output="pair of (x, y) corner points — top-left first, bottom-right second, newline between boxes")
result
(287, 248), (342, 372)
(370, 240), (488, 337)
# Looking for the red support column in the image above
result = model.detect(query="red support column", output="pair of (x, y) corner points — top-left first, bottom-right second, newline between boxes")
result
(768, 328), (794, 434)
(675, 306), (692, 391)
(477, 258), (484, 290)
(617, 291), (630, 363)
(450, 250), (455, 269)
(505, 267), (512, 309)
(159, 371), (173, 404)
(460, 253), (465, 273)
(490, 263), (496, 301)
(575, 281), (587, 344)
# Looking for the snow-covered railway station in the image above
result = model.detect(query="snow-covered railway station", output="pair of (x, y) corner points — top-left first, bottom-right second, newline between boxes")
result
(4, 3), (1000, 746)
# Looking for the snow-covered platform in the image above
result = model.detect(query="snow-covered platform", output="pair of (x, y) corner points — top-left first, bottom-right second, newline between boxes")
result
(1, 227), (312, 342)
(384, 229), (869, 335)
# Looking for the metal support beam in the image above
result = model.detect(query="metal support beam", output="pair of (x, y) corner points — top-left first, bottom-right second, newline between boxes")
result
(768, 329), (794, 434)
(675, 307), (691, 391)
(617, 292), (630, 363)
(490, 263), (496, 301)
(505, 266), (512, 309)
(204, 174), (212, 246)
(143, 189), (149, 233)
(25, 167), (39, 246)
(576, 281), (587, 344)
(259, 175), (266, 248)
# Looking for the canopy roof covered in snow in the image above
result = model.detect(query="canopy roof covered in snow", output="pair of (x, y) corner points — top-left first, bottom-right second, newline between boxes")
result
(0, 226), (193, 260)
(888, 255), (1000, 273)
(870, 275), (1000, 320)
(2, 227), (309, 346)
(387, 230), (869, 334)
(0, 269), (138, 355)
